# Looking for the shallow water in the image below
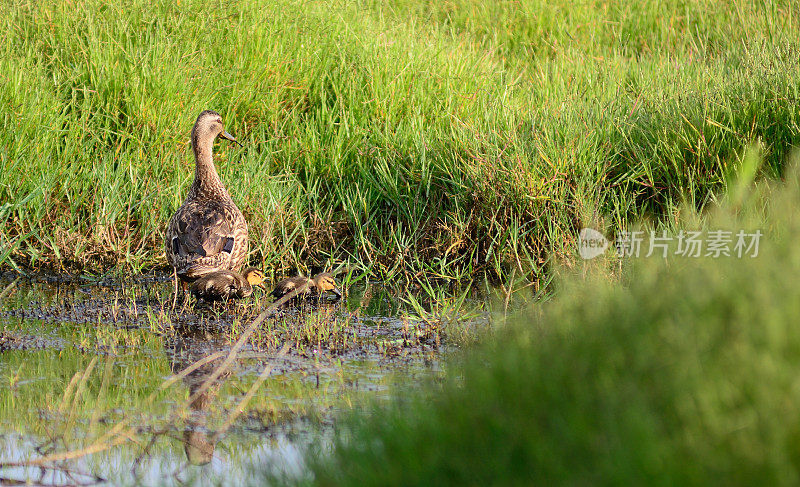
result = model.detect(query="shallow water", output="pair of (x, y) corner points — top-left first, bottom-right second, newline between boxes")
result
(0, 274), (450, 486)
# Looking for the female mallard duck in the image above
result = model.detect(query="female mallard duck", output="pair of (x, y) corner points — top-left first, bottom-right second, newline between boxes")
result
(165, 110), (249, 290)
(271, 273), (342, 300)
(189, 267), (266, 301)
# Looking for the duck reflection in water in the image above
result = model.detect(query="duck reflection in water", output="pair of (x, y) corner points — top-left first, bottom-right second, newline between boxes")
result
(164, 324), (233, 466)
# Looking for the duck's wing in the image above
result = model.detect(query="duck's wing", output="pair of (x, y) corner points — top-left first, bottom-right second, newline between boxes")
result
(189, 271), (238, 301)
(271, 277), (311, 299)
(167, 199), (246, 279)
(270, 278), (295, 298)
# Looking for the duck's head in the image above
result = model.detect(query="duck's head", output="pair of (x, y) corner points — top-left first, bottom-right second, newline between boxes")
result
(242, 267), (267, 289)
(192, 110), (243, 148)
(312, 273), (342, 298)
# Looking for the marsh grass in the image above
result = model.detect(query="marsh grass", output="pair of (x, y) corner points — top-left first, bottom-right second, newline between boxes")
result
(1, 0), (798, 279)
(294, 166), (800, 485)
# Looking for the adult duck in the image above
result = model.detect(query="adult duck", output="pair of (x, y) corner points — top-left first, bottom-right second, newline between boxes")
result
(165, 110), (248, 291)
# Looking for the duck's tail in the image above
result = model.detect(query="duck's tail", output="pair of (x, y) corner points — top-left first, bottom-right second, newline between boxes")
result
(177, 261), (225, 282)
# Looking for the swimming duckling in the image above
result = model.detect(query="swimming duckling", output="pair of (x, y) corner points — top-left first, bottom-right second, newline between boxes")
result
(270, 273), (342, 300)
(189, 267), (266, 302)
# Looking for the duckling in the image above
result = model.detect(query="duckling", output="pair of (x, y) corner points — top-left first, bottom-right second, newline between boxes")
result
(271, 273), (342, 300)
(189, 267), (266, 302)
(165, 110), (248, 291)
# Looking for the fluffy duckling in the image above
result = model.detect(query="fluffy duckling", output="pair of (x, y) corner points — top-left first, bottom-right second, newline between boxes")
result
(270, 273), (342, 300)
(189, 267), (266, 302)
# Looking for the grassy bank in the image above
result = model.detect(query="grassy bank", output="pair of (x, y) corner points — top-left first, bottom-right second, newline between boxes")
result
(292, 168), (800, 485)
(1, 0), (798, 278)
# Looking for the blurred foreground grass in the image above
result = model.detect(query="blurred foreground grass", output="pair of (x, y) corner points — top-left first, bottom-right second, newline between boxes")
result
(292, 166), (800, 485)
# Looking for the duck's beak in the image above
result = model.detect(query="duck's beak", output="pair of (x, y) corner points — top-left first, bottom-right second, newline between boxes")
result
(331, 288), (342, 299)
(220, 130), (243, 147)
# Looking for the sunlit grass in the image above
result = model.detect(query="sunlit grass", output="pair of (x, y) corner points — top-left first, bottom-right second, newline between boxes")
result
(1, 0), (797, 280)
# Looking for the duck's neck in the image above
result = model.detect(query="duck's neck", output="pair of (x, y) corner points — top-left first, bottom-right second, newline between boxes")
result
(190, 135), (225, 197)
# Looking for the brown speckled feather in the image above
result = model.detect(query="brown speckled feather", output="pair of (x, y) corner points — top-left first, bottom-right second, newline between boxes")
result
(189, 270), (249, 301)
(270, 273), (340, 300)
(166, 197), (248, 280)
(270, 276), (311, 299)
(165, 110), (248, 282)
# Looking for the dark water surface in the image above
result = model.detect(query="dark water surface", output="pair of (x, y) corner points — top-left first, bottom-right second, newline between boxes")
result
(0, 274), (450, 486)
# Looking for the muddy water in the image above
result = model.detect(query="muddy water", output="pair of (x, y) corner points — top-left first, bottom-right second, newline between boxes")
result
(0, 274), (449, 486)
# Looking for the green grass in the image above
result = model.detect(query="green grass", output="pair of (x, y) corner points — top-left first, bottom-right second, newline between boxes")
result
(292, 167), (800, 486)
(1, 0), (798, 279)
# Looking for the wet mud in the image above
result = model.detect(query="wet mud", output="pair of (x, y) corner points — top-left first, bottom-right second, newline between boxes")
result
(0, 273), (449, 486)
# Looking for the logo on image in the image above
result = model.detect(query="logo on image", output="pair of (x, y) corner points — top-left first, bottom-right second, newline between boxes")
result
(578, 228), (609, 260)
